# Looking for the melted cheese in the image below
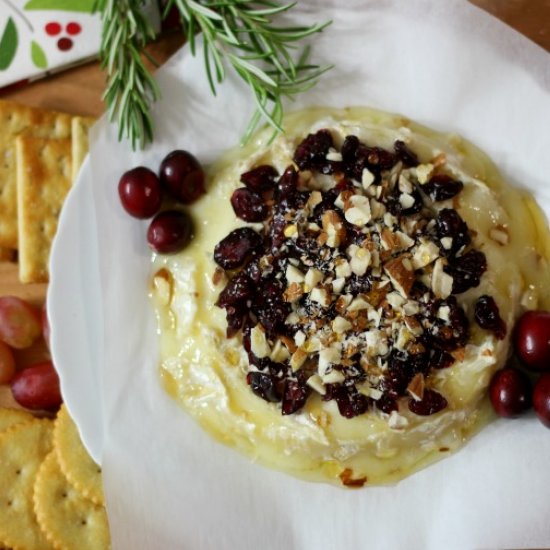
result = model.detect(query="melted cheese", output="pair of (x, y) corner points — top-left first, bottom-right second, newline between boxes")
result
(152, 107), (550, 486)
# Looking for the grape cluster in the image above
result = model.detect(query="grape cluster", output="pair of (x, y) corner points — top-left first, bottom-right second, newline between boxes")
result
(118, 150), (205, 254)
(490, 310), (550, 428)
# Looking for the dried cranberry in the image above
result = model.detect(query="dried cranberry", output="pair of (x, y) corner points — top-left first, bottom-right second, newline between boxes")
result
(345, 141), (396, 181)
(474, 295), (506, 340)
(213, 228), (263, 270)
(364, 146), (396, 172)
(394, 140), (419, 167)
(252, 279), (290, 337)
(275, 166), (298, 200)
(240, 165), (279, 192)
(246, 372), (281, 403)
(408, 389), (447, 415)
(216, 271), (254, 309)
(268, 213), (287, 251)
(386, 189), (423, 217)
(446, 250), (487, 294)
(281, 379), (310, 415)
(428, 297), (469, 351)
(424, 174), (463, 202)
(243, 257), (262, 284)
(341, 135), (360, 177)
(385, 350), (423, 396)
(293, 129), (338, 174)
(435, 208), (471, 254)
(429, 349), (455, 369)
(231, 188), (268, 222)
(225, 306), (247, 338)
(375, 393), (398, 414)
(325, 384), (369, 418)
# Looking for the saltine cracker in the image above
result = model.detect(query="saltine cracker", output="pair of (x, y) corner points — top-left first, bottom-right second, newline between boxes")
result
(0, 100), (72, 249)
(16, 136), (73, 283)
(71, 116), (96, 182)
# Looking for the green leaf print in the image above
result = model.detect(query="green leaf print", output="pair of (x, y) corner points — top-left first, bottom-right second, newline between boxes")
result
(0, 18), (18, 71)
(31, 41), (47, 69)
(24, 0), (95, 13)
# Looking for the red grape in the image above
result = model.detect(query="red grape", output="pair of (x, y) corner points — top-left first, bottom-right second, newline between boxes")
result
(159, 150), (205, 204)
(0, 296), (42, 349)
(514, 310), (550, 371)
(489, 367), (532, 418)
(11, 361), (62, 411)
(0, 341), (15, 384)
(533, 373), (550, 428)
(118, 167), (162, 219)
(147, 210), (192, 254)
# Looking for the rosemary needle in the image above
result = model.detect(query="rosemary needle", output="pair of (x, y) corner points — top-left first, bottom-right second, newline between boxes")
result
(96, 0), (331, 150)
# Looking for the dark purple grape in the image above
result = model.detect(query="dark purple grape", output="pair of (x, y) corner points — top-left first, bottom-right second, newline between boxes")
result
(424, 174), (464, 202)
(446, 250), (487, 294)
(515, 311), (550, 372)
(281, 379), (310, 415)
(240, 165), (279, 192)
(159, 150), (205, 204)
(246, 371), (281, 403)
(533, 373), (550, 427)
(474, 295), (507, 340)
(118, 166), (162, 219)
(230, 188), (268, 222)
(213, 228), (263, 270)
(147, 210), (192, 254)
(408, 389), (448, 415)
(435, 208), (471, 254)
(489, 367), (531, 418)
(394, 140), (419, 167)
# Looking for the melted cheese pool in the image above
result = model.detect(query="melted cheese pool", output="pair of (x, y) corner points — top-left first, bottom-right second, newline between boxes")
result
(151, 107), (550, 486)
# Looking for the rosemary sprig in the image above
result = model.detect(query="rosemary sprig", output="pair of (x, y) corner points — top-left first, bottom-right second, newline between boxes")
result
(97, 0), (331, 149)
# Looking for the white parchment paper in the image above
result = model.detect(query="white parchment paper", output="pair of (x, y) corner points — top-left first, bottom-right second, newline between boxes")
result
(83, 1), (550, 548)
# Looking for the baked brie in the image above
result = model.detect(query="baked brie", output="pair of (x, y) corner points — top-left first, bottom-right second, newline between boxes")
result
(152, 107), (550, 486)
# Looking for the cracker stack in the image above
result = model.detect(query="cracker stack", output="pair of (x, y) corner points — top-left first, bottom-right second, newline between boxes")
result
(0, 406), (110, 550)
(0, 100), (95, 283)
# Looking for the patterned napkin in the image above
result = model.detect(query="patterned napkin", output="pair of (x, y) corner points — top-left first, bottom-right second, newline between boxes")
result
(0, 0), (160, 89)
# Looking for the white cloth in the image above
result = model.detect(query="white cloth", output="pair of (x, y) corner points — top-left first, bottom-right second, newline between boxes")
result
(84, 1), (550, 548)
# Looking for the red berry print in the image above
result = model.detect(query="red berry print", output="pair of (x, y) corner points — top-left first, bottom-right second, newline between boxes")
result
(66, 22), (82, 36)
(45, 22), (61, 36)
(57, 38), (73, 52)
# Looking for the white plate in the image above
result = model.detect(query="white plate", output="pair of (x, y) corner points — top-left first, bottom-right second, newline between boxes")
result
(48, 1), (550, 548)
(48, 156), (104, 463)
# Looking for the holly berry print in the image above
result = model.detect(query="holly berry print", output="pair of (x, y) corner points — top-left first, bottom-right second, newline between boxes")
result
(0, 0), (159, 88)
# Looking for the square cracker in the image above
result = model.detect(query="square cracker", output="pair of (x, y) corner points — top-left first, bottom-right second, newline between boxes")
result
(16, 136), (72, 284)
(72, 116), (96, 181)
(0, 100), (72, 249)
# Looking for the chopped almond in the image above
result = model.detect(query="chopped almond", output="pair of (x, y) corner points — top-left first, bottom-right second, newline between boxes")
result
(384, 256), (415, 297)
